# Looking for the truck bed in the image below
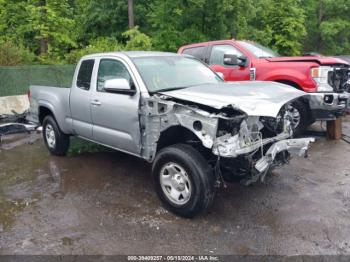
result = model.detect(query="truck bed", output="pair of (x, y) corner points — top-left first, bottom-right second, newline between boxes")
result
(28, 85), (73, 134)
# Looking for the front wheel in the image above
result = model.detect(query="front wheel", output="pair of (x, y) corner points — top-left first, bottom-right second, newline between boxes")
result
(152, 144), (216, 218)
(42, 115), (70, 156)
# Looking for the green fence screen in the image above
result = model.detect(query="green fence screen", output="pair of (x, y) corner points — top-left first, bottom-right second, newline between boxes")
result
(0, 65), (76, 97)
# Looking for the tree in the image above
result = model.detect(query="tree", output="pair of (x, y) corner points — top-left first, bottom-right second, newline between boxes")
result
(0, 0), (76, 62)
(123, 26), (152, 50)
(65, 37), (123, 64)
(147, 0), (231, 51)
(243, 0), (306, 55)
(65, 27), (152, 64)
(303, 0), (350, 55)
(1, 0), (349, 64)
(0, 0), (32, 46)
(27, 0), (77, 57)
(0, 40), (35, 66)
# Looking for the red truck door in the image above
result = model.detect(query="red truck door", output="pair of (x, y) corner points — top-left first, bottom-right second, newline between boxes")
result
(208, 44), (251, 81)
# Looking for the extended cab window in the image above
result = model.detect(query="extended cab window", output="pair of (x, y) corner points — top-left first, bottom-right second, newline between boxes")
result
(77, 59), (95, 90)
(209, 45), (243, 66)
(182, 46), (206, 61)
(97, 59), (133, 92)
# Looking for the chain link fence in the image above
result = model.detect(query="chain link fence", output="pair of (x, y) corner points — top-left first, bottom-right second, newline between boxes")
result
(0, 65), (76, 97)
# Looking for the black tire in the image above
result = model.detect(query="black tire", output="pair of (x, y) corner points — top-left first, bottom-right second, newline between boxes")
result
(152, 144), (216, 218)
(290, 100), (308, 137)
(42, 115), (70, 156)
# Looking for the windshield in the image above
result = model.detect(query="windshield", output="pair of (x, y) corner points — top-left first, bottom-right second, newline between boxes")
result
(238, 41), (279, 58)
(132, 56), (223, 93)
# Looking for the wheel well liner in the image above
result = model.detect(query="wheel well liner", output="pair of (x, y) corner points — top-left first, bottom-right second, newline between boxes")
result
(156, 125), (202, 151)
(38, 106), (54, 124)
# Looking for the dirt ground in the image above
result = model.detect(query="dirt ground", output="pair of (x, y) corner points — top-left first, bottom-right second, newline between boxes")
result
(0, 120), (350, 255)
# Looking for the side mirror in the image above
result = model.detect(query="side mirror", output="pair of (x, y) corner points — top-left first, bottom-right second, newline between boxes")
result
(104, 78), (136, 95)
(223, 54), (247, 67)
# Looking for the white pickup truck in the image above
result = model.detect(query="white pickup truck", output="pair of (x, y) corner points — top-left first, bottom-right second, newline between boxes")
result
(28, 51), (314, 217)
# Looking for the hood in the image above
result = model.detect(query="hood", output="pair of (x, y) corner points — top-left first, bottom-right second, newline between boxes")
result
(265, 56), (349, 65)
(159, 81), (307, 118)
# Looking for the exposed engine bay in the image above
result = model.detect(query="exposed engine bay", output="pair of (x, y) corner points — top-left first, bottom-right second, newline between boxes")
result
(139, 95), (314, 185)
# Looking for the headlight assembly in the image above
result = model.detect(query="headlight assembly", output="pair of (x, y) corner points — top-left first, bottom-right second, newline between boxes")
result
(311, 66), (334, 92)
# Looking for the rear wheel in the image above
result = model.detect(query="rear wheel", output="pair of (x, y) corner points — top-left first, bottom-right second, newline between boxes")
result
(152, 144), (216, 218)
(42, 115), (70, 156)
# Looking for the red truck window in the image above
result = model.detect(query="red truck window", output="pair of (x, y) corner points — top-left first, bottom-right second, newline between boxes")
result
(209, 45), (243, 66)
(182, 46), (206, 61)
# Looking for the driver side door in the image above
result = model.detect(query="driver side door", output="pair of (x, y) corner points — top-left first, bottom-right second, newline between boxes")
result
(90, 58), (141, 155)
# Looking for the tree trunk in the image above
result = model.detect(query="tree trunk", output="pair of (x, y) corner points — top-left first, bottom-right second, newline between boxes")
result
(40, 39), (48, 54)
(316, 0), (324, 52)
(128, 0), (134, 29)
(39, 0), (48, 54)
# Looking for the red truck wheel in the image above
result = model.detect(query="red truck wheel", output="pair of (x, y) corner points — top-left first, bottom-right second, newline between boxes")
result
(290, 100), (308, 136)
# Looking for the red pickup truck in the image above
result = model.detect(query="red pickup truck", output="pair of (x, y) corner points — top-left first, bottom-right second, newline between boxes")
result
(178, 39), (350, 135)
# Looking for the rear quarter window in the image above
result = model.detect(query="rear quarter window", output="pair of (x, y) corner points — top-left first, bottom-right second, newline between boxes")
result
(77, 59), (95, 90)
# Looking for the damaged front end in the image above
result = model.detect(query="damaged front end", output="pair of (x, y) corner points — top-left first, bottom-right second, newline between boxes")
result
(212, 107), (314, 185)
(309, 65), (350, 119)
(140, 95), (314, 185)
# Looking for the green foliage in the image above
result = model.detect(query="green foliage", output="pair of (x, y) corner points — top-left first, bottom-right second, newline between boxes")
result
(267, 0), (306, 55)
(123, 26), (152, 51)
(0, 0), (31, 45)
(0, 0), (349, 63)
(0, 41), (35, 66)
(65, 37), (123, 64)
(0, 0), (76, 63)
(29, 0), (76, 47)
(242, 0), (306, 55)
(76, 0), (128, 43)
(68, 137), (111, 156)
(64, 27), (152, 64)
(147, 0), (229, 51)
(304, 0), (350, 55)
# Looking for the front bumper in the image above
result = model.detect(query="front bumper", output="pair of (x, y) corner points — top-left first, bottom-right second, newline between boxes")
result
(255, 137), (315, 173)
(309, 92), (350, 121)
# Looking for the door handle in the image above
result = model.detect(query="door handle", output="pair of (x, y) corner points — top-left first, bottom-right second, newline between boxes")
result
(91, 100), (102, 106)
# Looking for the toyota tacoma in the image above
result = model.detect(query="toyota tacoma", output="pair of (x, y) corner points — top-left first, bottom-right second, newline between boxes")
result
(27, 52), (314, 217)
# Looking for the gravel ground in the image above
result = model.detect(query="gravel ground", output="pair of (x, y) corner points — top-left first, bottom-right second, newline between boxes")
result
(0, 120), (350, 255)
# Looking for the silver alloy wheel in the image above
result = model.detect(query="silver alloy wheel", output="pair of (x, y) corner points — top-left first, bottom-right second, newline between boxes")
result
(289, 106), (301, 129)
(45, 124), (56, 148)
(160, 162), (192, 205)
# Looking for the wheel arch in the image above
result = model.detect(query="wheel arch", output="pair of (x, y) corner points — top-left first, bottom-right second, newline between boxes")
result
(156, 125), (211, 156)
(274, 79), (302, 90)
(38, 106), (55, 125)
(38, 102), (71, 134)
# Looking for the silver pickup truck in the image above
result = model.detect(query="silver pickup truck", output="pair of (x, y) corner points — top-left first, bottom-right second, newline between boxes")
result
(28, 51), (315, 217)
